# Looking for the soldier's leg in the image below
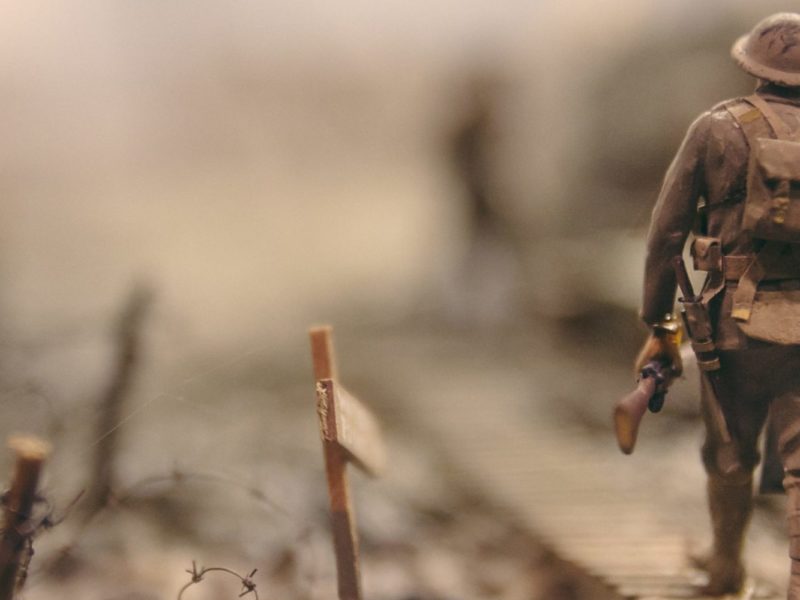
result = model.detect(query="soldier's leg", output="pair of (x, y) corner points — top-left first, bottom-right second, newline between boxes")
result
(700, 352), (769, 595)
(730, 344), (800, 599)
(771, 385), (800, 599)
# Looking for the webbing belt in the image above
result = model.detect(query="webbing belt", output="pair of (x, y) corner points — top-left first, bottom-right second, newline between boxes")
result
(721, 252), (800, 281)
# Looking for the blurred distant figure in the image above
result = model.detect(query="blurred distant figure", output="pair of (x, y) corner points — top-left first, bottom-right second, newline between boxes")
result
(442, 74), (520, 329)
(451, 77), (497, 240)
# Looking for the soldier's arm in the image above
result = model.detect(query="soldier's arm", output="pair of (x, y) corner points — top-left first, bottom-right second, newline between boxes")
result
(641, 111), (711, 326)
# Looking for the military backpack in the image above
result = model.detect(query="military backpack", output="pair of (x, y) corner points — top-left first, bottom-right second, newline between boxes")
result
(713, 94), (800, 344)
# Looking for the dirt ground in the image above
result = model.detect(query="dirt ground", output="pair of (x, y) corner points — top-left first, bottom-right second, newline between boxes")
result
(0, 305), (618, 600)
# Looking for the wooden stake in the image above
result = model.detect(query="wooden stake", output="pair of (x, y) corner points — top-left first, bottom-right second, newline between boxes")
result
(309, 325), (338, 381)
(309, 326), (388, 600)
(316, 380), (362, 600)
(310, 325), (388, 600)
(85, 285), (152, 516)
(0, 436), (50, 600)
(310, 325), (359, 600)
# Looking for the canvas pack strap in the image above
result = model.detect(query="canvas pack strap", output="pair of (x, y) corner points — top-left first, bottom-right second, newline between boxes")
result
(727, 94), (795, 142)
(747, 94), (794, 139)
(726, 97), (773, 148)
(732, 241), (787, 321)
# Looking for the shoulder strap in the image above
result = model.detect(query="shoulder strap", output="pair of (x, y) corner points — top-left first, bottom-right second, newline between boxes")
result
(726, 97), (774, 148)
(745, 94), (794, 139)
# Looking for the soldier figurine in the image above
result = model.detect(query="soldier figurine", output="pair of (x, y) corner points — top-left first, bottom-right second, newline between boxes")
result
(636, 13), (800, 598)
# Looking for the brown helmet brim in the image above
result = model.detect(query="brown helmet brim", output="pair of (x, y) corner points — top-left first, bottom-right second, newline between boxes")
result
(731, 33), (800, 87)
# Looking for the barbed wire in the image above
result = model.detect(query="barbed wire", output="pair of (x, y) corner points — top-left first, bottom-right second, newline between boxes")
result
(177, 561), (259, 600)
(29, 466), (305, 586)
(113, 468), (292, 518)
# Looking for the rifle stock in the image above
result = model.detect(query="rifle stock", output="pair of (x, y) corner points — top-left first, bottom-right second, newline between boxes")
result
(614, 361), (667, 455)
(614, 376), (657, 454)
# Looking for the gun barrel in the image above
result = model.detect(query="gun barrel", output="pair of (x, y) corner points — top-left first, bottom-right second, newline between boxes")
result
(614, 376), (657, 454)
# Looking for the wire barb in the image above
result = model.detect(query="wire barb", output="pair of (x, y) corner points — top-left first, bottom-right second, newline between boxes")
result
(177, 563), (259, 600)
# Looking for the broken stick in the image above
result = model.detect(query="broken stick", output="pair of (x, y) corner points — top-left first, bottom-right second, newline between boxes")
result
(85, 284), (153, 517)
(0, 435), (50, 600)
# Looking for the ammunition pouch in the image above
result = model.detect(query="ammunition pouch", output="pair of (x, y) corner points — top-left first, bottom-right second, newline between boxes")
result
(692, 236), (723, 272)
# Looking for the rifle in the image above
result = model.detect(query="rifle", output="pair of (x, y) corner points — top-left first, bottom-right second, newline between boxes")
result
(614, 360), (669, 454)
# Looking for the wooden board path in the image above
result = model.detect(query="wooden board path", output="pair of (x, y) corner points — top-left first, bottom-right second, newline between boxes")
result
(354, 333), (788, 600)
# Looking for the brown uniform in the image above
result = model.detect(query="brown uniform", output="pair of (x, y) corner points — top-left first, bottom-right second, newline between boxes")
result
(642, 84), (800, 596)
(643, 86), (800, 345)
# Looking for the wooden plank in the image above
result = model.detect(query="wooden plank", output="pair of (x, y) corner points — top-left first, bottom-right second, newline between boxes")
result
(317, 379), (386, 478)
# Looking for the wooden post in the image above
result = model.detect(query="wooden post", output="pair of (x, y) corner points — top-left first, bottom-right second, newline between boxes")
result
(310, 326), (386, 600)
(320, 392), (361, 598)
(0, 436), (49, 600)
(310, 325), (338, 381)
(309, 326), (360, 600)
(85, 285), (152, 517)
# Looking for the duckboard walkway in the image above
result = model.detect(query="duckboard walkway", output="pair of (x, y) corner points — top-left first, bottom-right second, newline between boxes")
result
(361, 330), (788, 600)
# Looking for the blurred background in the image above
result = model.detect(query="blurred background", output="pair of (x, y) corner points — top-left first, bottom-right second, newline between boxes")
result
(0, 1), (797, 598)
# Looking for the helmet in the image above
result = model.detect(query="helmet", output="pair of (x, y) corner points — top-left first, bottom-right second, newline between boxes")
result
(732, 13), (800, 87)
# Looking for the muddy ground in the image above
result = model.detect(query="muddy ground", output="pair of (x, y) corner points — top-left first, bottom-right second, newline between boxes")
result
(0, 306), (625, 600)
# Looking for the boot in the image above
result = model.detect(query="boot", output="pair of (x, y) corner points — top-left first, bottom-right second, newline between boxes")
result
(785, 474), (800, 600)
(790, 560), (800, 600)
(701, 475), (752, 596)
